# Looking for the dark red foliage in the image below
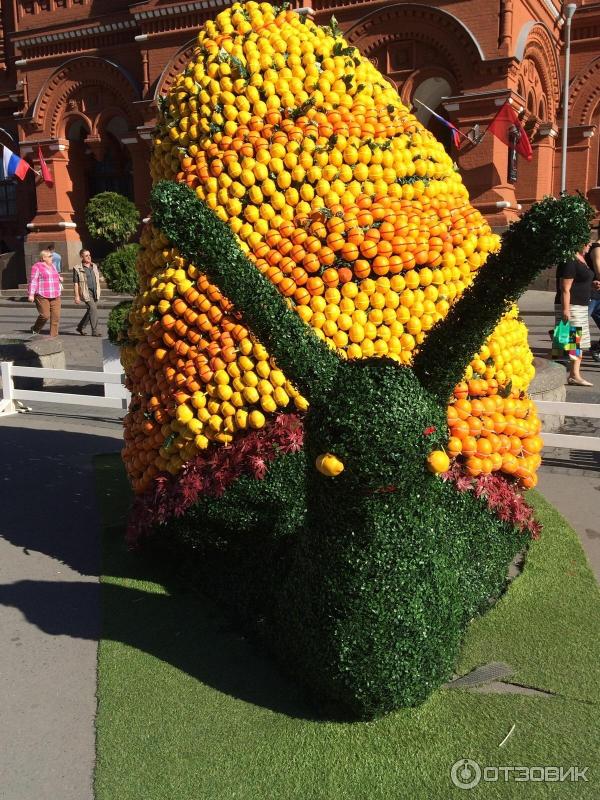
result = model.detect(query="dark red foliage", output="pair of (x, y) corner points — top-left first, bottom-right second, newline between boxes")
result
(442, 461), (542, 540)
(126, 413), (541, 550)
(127, 412), (305, 547)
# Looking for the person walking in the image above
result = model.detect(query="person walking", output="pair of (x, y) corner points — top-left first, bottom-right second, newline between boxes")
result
(48, 243), (62, 273)
(27, 249), (63, 337)
(555, 243), (594, 386)
(73, 249), (102, 336)
(585, 234), (600, 362)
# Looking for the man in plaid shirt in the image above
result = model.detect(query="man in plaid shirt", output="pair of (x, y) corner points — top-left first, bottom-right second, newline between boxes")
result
(28, 249), (63, 337)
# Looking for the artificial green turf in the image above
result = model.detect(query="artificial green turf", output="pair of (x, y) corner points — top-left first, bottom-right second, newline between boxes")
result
(94, 454), (600, 799)
(456, 491), (600, 704)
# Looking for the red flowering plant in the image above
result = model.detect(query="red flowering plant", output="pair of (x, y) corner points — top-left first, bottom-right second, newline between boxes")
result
(442, 460), (542, 540)
(127, 412), (305, 547)
(128, 408), (541, 547)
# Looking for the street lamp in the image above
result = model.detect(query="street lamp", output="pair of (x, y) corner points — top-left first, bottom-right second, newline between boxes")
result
(560, 3), (577, 195)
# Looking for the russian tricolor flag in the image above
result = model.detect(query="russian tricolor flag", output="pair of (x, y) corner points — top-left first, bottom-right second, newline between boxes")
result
(427, 108), (463, 149)
(414, 98), (464, 150)
(2, 145), (30, 180)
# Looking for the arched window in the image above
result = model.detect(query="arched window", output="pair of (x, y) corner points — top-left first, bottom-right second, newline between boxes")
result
(538, 98), (546, 121)
(412, 76), (454, 152)
(0, 158), (17, 218)
(66, 118), (89, 142)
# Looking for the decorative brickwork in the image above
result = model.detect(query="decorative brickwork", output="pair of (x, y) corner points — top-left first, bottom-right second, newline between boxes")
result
(30, 56), (141, 139)
(0, 0), (599, 284)
(153, 39), (199, 100)
(344, 4), (483, 89)
(570, 57), (600, 127)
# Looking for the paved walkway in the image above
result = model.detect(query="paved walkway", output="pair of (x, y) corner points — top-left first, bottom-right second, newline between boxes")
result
(0, 413), (122, 800)
(0, 290), (598, 799)
(0, 301), (110, 370)
(0, 302), (122, 799)
(519, 290), (600, 580)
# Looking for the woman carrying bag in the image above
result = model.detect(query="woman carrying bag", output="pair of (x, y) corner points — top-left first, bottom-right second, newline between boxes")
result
(554, 243), (594, 386)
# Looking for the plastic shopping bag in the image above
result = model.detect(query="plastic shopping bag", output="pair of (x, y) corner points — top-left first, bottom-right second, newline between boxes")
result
(552, 320), (581, 359)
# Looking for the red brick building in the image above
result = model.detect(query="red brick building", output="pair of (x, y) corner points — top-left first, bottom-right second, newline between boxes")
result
(0, 0), (599, 286)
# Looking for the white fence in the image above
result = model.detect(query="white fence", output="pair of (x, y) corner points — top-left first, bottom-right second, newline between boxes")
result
(530, 400), (600, 452)
(0, 361), (130, 417)
(0, 362), (597, 455)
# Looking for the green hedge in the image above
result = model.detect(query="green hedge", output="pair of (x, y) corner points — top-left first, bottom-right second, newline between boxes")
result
(107, 300), (133, 346)
(275, 473), (523, 717)
(151, 452), (306, 627)
(101, 244), (140, 294)
(85, 192), (140, 248)
(145, 182), (592, 719)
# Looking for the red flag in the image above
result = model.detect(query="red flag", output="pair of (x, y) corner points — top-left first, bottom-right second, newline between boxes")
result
(37, 145), (53, 187)
(487, 102), (533, 161)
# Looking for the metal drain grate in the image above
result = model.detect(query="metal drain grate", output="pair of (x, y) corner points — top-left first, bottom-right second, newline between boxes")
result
(470, 681), (554, 698)
(508, 551), (525, 580)
(445, 662), (514, 689)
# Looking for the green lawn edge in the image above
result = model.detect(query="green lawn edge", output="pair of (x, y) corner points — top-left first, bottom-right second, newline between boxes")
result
(93, 454), (600, 800)
(456, 490), (600, 703)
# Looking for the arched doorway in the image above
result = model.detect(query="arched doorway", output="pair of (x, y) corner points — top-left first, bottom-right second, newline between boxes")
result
(88, 116), (133, 200)
(21, 56), (143, 272)
(65, 115), (134, 254)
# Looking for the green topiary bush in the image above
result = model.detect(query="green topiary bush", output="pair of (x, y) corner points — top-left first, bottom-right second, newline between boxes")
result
(107, 300), (133, 346)
(143, 181), (592, 720)
(84, 192), (140, 248)
(101, 244), (140, 294)
(148, 450), (307, 628)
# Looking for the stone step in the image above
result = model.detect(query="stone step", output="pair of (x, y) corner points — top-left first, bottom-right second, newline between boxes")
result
(0, 294), (132, 309)
(17, 278), (109, 289)
(7, 287), (120, 298)
(4, 287), (130, 298)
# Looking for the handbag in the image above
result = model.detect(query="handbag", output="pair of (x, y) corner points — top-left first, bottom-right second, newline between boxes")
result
(552, 320), (582, 360)
(565, 325), (583, 360)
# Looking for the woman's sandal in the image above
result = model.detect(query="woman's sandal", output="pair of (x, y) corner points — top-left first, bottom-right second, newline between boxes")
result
(567, 377), (593, 386)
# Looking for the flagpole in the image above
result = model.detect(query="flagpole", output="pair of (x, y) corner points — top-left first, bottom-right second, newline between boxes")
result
(413, 98), (470, 142)
(0, 127), (17, 145)
(561, 4), (577, 195)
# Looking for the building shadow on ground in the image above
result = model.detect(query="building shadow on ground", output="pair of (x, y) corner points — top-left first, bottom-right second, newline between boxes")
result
(0, 425), (120, 575)
(0, 425), (317, 718)
(0, 575), (316, 719)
